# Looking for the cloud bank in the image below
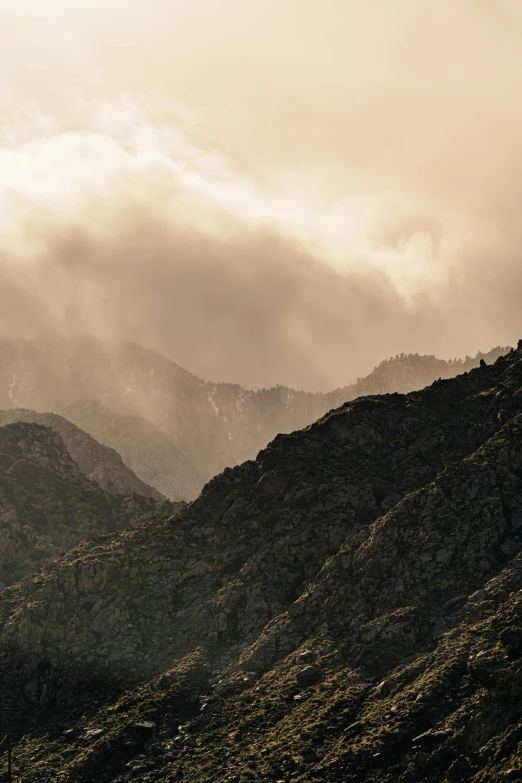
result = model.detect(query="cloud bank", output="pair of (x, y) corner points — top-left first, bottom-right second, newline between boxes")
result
(0, 0), (522, 389)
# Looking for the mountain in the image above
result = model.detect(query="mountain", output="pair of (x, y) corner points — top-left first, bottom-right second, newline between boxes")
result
(61, 400), (205, 503)
(0, 335), (509, 500)
(0, 409), (163, 499)
(1, 344), (522, 781)
(0, 422), (179, 589)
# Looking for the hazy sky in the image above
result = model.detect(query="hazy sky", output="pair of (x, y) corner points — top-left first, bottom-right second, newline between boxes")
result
(1, 0), (522, 389)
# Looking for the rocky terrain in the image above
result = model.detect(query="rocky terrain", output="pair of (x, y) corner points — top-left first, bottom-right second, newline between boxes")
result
(0, 336), (508, 501)
(0, 422), (179, 589)
(0, 409), (163, 500)
(1, 344), (522, 780)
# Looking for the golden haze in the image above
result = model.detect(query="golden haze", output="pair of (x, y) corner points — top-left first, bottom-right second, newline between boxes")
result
(0, 0), (521, 389)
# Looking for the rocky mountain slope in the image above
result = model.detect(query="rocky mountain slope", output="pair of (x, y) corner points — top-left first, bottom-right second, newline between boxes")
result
(0, 336), (508, 501)
(0, 409), (163, 499)
(0, 422), (178, 589)
(2, 345), (522, 781)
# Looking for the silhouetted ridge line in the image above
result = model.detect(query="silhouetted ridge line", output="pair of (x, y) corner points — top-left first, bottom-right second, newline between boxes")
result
(0, 336), (509, 500)
(1, 345), (522, 780)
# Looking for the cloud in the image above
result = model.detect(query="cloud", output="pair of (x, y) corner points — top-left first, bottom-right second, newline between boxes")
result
(0, 1), (521, 389)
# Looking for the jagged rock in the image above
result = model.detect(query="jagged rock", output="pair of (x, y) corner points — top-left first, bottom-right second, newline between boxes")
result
(448, 755), (474, 781)
(296, 665), (321, 686)
(2, 344), (522, 781)
(130, 722), (156, 743)
(83, 728), (105, 741)
(296, 649), (315, 664)
(443, 594), (469, 611)
(412, 729), (452, 748)
(374, 679), (392, 697)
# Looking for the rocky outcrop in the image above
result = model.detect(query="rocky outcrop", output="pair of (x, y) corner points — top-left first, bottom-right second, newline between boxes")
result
(0, 409), (164, 499)
(0, 335), (508, 500)
(0, 422), (180, 589)
(1, 346), (522, 781)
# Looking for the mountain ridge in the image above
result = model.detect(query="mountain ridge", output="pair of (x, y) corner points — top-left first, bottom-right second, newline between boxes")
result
(0, 335), (509, 501)
(0, 408), (164, 500)
(1, 344), (522, 780)
(0, 421), (180, 591)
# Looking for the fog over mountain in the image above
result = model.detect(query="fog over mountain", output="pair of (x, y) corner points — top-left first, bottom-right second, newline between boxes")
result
(1, 1), (522, 389)
(0, 336), (509, 500)
(4, 339), (522, 783)
(4, 4), (522, 782)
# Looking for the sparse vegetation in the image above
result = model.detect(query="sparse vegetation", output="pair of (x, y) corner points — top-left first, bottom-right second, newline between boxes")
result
(1, 345), (522, 780)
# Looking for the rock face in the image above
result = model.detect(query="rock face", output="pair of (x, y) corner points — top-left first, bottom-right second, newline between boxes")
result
(0, 409), (164, 499)
(0, 335), (508, 500)
(2, 347), (522, 781)
(0, 422), (180, 589)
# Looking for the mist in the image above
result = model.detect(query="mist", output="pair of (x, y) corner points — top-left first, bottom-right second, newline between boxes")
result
(1, 0), (522, 390)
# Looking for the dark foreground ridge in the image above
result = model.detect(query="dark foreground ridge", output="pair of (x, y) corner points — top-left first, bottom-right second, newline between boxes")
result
(3, 345), (522, 781)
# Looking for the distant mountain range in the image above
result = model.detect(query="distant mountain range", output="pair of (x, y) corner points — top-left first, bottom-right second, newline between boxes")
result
(1, 343), (522, 782)
(0, 336), (510, 500)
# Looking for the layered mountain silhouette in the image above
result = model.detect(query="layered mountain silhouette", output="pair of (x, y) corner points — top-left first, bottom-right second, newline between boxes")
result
(0, 409), (163, 499)
(0, 422), (179, 590)
(1, 344), (522, 781)
(0, 336), (509, 501)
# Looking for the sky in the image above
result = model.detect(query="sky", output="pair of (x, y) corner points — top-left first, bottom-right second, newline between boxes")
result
(0, 0), (522, 389)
